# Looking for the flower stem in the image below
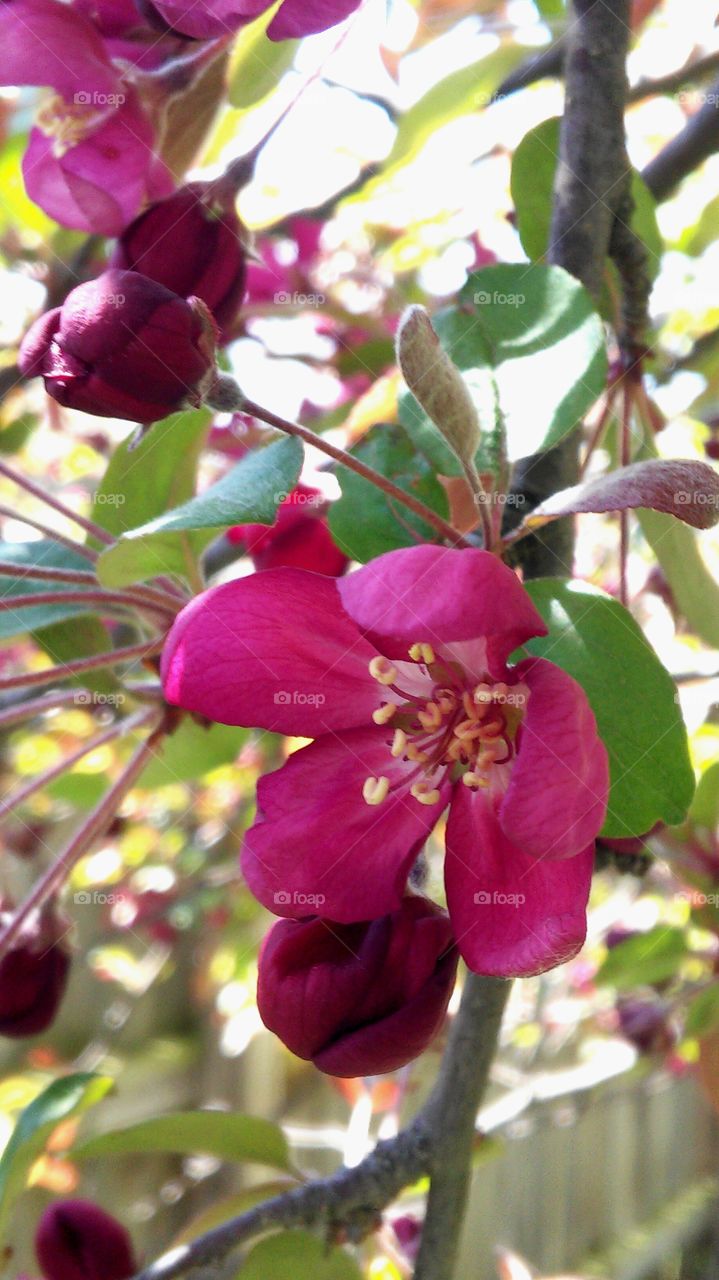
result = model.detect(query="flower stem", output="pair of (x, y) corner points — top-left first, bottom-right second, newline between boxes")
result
(208, 379), (470, 549)
(0, 708), (153, 821)
(0, 689), (91, 729)
(0, 638), (164, 693)
(0, 712), (163, 962)
(0, 588), (173, 624)
(0, 458), (115, 546)
(0, 504), (99, 562)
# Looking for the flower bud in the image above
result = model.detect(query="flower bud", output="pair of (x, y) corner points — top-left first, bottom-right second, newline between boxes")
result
(0, 908), (71, 1038)
(111, 182), (247, 338)
(139, 0), (362, 40)
(19, 269), (217, 425)
(35, 1199), (136, 1280)
(227, 484), (348, 575)
(617, 998), (675, 1055)
(396, 305), (480, 470)
(257, 897), (458, 1077)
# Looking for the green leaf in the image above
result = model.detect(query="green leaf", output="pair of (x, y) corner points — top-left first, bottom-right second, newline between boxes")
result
(75, 1112), (292, 1171)
(690, 761), (719, 830)
(0, 541), (99, 640)
(175, 1181), (299, 1243)
(523, 578), (694, 836)
(328, 423), (450, 561)
(228, 3), (298, 109)
(685, 984), (719, 1038)
(512, 117), (662, 279)
(137, 719), (249, 788)
(97, 437), (303, 587)
(346, 46), (521, 202)
(33, 616), (118, 696)
(0, 1074), (112, 1242)
(238, 1231), (362, 1280)
(0, 414), (39, 454)
(91, 407), (212, 540)
(596, 927), (688, 989)
(400, 265), (606, 465)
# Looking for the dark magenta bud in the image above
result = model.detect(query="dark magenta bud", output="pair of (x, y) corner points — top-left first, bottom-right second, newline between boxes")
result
(257, 897), (458, 1077)
(139, 0), (362, 41)
(0, 908), (71, 1038)
(616, 998), (675, 1055)
(227, 484), (348, 575)
(111, 182), (247, 338)
(35, 1199), (136, 1280)
(19, 269), (217, 425)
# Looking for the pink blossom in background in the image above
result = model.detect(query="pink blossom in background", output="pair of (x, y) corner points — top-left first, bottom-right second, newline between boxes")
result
(162, 546), (609, 977)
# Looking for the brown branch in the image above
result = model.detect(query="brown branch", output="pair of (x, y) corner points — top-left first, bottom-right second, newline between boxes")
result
(643, 75), (719, 200)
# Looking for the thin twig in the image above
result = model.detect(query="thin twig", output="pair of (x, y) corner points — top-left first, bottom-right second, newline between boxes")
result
(0, 638), (164, 693)
(0, 503), (98, 562)
(643, 74), (719, 200)
(207, 381), (470, 549)
(0, 689), (92, 731)
(0, 713), (163, 962)
(0, 588), (172, 623)
(0, 457), (114, 546)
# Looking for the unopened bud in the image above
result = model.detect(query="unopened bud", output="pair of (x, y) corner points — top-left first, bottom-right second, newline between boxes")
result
(396, 306), (480, 468)
(35, 1199), (136, 1280)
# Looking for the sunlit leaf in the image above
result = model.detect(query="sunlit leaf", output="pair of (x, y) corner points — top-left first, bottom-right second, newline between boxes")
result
(596, 927), (688, 989)
(75, 1112), (293, 1171)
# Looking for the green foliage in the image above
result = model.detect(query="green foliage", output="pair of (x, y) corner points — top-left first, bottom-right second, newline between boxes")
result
(524, 579), (695, 836)
(0, 541), (98, 639)
(685, 985), (719, 1038)
(237, 1230), (362, 1279)
(97, 436), (303, 586)
(75, 1111), (293, 1171)
(690, 761), (719, 829)
(137, 719), (249, 788)
(0, 1074), (113, 1241)
(328, 422), (450, 561)
(596, 927), (688, 989)
(228, 4), (299, 108)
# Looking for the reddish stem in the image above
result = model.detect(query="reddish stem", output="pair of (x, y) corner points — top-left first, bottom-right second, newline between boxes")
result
(0, 504), (98, 563)
(0, 714), (163, 962)
(0, 689), (90, 730)
(0, 458), (114, 546)
(0, 638), (164, 693)
(0, 588), (173, 625)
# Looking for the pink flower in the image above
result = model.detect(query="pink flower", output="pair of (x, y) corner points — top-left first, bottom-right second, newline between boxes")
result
(227, 484), (348, 575)
(0, 0), (171, 233)
(257, 897), (457, 1076)
(140, 0), (362, 41)
(161, 546), (609, 977)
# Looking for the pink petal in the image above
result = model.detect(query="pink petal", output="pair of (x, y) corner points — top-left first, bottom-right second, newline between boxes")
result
(268, 0), (362, 39)
(500, 658), (608, 859)
(0, 0), (120, 98)
(161, 569), (380, 736)
(445, 786), (594, 977)
(241, 727), (449, 920)
(338, 546), (546, 661)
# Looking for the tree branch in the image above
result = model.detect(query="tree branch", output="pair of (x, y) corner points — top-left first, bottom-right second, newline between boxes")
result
(643, 75), (719, 200)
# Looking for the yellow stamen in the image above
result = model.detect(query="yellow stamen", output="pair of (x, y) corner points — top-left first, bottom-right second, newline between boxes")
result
(369, 656), (397, 686)
(418, 701), (442, 730)
(363, 775), (390, 806)
(372, 703), (396, 725)
(408, 642), (436, 664)
(406, 743), (429, 763)
(462, 771), (489, 789)
(391, 729), (408, 757)
(411, 781), (441, 806)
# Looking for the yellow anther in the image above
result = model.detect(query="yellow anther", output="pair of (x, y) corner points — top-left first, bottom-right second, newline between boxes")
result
(462, 691), (480, 720)
(418, 701), (442, 731)
(363, 775), (390, 806)
(437, 693), (456, 714)
(369, 656), (398, 686)
(455, 719), (483, 741)
(406, 744), (429, 763)
(411, 781), (441, 806)
(372, 703), (396, 725)
(391, 729), (408, 757)
(462, 771), (489, 789)
(408, 642), (435, 664)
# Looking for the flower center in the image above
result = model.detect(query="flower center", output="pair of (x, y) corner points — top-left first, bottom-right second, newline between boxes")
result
(36, 93), (111, 157)
(363, 643), (526, 807)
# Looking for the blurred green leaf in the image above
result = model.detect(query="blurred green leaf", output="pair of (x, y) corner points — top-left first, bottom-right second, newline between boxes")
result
(33, 616), (118, 695)
(91, 408), (212, 541)
(690, 761), (719, 830)
(175, 1180), (299, 1243)
(329, 423), (450, 561)
(596, 927), (688, 989)
(0, 540), (99, 640)
(0, 1074), (113, 1242)
(0, 414), (38, 454)
(97, 437), (303, 586)
(401, 265), (606, 465)
(238, 1231), (362, 1279)
(228, 3), (298, 109)
(524, 579), (694, 836)
(75, 1112), (292, 1171)
(137, 719), (249, 788)
(685, 984), (719, 1038)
